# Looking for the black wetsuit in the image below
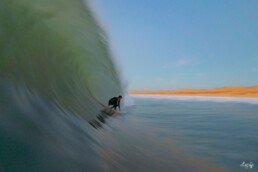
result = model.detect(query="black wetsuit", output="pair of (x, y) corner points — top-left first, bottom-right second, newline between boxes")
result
(108, 97), (120, 110)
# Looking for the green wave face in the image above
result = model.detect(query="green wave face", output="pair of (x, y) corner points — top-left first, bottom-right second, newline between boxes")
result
(0, 0), (122, 120)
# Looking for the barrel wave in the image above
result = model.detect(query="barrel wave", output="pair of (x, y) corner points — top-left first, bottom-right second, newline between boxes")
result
(0, 0), (122, 120)
(0, 0), (123, 171)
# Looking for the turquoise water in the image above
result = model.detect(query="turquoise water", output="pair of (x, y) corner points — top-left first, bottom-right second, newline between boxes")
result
(0, 0), (122, 121)
(0, 0), (123, 171)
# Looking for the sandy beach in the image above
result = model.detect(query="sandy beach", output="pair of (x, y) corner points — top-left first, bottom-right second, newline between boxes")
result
(129, 86), (258, 98)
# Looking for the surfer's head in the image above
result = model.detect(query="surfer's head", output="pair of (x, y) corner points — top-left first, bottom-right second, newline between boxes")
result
(118, 95), (123, 101)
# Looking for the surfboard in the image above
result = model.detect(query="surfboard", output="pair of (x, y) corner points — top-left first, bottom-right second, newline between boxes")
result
(116, 111), (126, 114)
(101, 106), (126, 116)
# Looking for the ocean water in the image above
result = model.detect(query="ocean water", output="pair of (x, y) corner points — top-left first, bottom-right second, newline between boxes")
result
(2, 92), (258, 171)
(123, 95), (258, 171)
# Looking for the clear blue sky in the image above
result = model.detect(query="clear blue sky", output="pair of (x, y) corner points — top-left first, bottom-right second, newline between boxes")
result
(94, 0), (258, 90)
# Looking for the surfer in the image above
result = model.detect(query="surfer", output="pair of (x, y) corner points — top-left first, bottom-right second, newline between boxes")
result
(108, 95), (122, 110)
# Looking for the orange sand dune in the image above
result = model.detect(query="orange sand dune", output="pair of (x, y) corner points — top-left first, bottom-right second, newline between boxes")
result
(129, 86), (258, 98)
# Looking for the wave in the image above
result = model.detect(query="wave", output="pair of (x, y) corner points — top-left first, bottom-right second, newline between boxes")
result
(0, 0), (124, 171)
(0, 0), (123, 121)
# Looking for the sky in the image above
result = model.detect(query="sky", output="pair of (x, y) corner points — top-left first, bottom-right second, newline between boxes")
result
(94, 0), (258, 90)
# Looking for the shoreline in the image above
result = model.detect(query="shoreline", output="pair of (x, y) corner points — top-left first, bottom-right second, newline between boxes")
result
(129, 93), (258, 98)
(128, 86), (258, 98)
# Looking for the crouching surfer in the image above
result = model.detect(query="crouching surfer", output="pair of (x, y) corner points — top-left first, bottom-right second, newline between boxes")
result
(100, 95), (123, 116)
(108, 95), (122, 112)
